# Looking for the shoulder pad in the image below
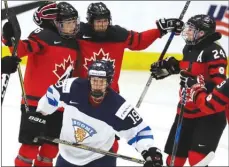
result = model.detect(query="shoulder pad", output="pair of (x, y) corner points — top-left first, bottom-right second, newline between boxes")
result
(115, 101), (134, 120)
(60, 77), (78, 93)
(203, 43), (227, 62)
(28, 28), (62, 44)
(107, 25), (129, 41)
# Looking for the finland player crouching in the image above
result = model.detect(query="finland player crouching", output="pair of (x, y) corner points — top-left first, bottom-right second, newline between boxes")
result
(36, 60), (163, 167)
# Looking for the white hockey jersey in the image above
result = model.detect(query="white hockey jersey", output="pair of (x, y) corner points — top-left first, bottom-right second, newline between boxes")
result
(37, 77), (154, 165)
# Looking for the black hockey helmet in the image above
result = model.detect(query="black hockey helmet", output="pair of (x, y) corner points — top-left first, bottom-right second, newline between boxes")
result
(88, 60), (114, 85)
(56, 2), (78, 21)
(54, 2), (80, 38)
(182, 14), (216, 45)
(33, 1), (58, 28)
(86, 2), (112, 24)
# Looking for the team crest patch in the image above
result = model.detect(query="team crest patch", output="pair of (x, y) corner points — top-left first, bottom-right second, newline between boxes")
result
(72, 119), (97, 142)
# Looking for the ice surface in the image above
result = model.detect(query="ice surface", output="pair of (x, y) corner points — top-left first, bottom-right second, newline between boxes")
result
(1, 68), (228, 166)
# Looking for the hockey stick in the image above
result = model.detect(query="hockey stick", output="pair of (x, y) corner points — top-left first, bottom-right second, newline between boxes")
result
(34, 136), (145, 164)
(1, 1), (29, 112)
(170, 63), (193, 167)
(1, 1), (46, 20)
(136, 1), (191, 108)
(170, 88), (187, 166)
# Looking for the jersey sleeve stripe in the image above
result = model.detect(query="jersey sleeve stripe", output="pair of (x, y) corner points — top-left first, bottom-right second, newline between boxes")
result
(127, 126), (153, 145)
(213, 88), (229, 104)
(29, 36), (45, 51)
(208, 64), (227, 69)
(22, 40), (33, 52)
(128, 31), (134, 46)
(209, 74), (226, 79)
(204, 100), (216, 112)
(46, 87), (59, 107)
(212, 93), (228, 106)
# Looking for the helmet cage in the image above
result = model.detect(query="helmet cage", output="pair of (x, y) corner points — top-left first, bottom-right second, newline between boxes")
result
(182, 22), (201, 45)
(54, 16), (80, 39)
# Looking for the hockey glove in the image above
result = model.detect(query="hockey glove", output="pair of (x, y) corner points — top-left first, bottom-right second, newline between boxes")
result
(2, 22), (15, 46)
(180, 70), (206, 102)
(142, 147), (163, 167)
(150, 56), (180, 80)
(33, 1), (58, 27)
(1, 56), (21, 74)
(156, 18), (184, 37)
(19, 111), (46, 145)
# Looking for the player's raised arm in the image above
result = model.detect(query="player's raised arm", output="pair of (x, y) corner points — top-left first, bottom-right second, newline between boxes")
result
(125, 18), (184, 50)
(37, 76), (76, 115)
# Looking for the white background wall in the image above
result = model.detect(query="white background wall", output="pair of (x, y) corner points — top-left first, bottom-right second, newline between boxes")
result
(2, 1), (229, 55)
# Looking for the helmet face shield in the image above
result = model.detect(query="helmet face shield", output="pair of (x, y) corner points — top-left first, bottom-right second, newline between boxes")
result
(55, 16), (80, 38)
(88, 60), (114, 100)
(182, 23), (199, 45)
(90, 76), (108, 98)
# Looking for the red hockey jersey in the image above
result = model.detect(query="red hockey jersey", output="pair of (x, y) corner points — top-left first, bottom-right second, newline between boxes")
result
(178, 32), (228, 118)
(195, 78), (229, 120)
(5, 28), (79, 106)
(76, 23), (161, 93)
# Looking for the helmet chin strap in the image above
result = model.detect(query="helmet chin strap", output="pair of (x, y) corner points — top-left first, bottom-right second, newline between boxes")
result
(90, 90), (106, 104)
(91, 90), (104, 98)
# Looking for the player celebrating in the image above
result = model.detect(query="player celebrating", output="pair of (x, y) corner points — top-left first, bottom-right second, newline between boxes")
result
(32, 1), (184, 154)
(26, 60), (163, 167)
(76, 2), (184, 93)
(180, 71), (229, 122)
(76, 2), (184, 153)
(150, 14), (227, 166)
(2, 2), (80, 166)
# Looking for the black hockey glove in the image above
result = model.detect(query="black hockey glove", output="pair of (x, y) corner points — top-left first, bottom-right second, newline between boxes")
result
(142, 147), (163, 167)
(150, 57), (180, 80)
(1, 56), (21, 74)
(19, 111), (46, 145)
(156, 18), (184, 37)
(2, 22), (15, 46)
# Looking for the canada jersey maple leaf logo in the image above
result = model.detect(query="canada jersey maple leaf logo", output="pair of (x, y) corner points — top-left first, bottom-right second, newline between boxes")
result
(83, 48), (115, 70)
(53, 55), (74, 79)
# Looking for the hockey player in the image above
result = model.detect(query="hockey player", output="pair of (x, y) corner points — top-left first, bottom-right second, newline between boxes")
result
(75, 2), (184, 153)
(33, 2), (184, 154)
(30, 60), (163, 167)
(180, 71), (229, 122)
(1, 56), (21, 74)
(76, 2), (184, 93)
(150, 14), (227, 166)
(2, 2), (80, 166)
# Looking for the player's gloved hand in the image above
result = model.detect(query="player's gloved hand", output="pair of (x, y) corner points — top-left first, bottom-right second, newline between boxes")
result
(150, 56), (180, 80)
(1, 56), (21, 74)
(19, 111), (47, 145)
(156, 18), (184, 37)
(180, 70), (205, 88)
(2, 21), (15, 46)
(142, 147), (163, 167)
(180, 70), (206, 102)
(33, 1), (57, 27)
